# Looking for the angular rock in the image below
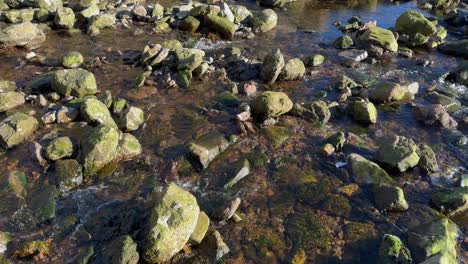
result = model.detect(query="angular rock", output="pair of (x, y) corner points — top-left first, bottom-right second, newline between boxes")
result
(30, 184), (58, 222)
(251, 9), (277, 33)
(445, 61), (468, 86)
(278, 58), (305, 81)
(431, 187), (468, 215)
(204, 14), (236, 39)
(338, 49), (368, 62)
(0, 21), (46, 49)
(230, 5), (251, 23)
(87, 13), (115, 36)
(251, 91), (293, 120)
(179, 16), (200, 33)
(412, 104), (458, 130)
(418, 144), (438, 173)
(120, 106), (144, 132)
(81, 125), (119, 177)
(103, 235), (139, 264)
(347, 100), (378, 124)
(176, 48), (205, 71)
(80, 98), (118, 129)
(0, 113), (39, 148)
(358, 26), (398, 52)
(186, 132), (230, 169)
(369, 81), (406, 103)
(379, 234), (412, 264)
(54, 159), (83, 193)
(3, 9), (35, 23)
(0, 91), (25, 112)
(117, 133), (142, 159)
(333, 35), (354, 49)
(143, 183), (200, 263)
(375, 135), (420, 172)
(305, 54), (325, 67)
(54, 7), (75, 29)
(45, 136), (74, 161)
(260, 49), (284, 84)
(371, 184), (409, 211)
(56, 106), (79, 123)
(52, 69), (97, 98)
(347, 153), (394, 185)
(189, 211), (210, 245)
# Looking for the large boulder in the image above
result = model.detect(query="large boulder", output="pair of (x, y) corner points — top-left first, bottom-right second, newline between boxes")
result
(0, 91), (25, 112)
(347, 153), (394, 185)
(412, 104), (458, 130)
(347, 100), (378, 124)
(278, 58), (305, 81)
(143, 183), (200, 263)
(395, 10), (437, 38)
(439, 40), (468, 58)
(260, 49), (284, 84)
(0, 113), (39, 148)
(204, 14), (236, 39)
(358, 26), (398, 53)
(186, 132), (230, 169)
(52, 69), (97, 97)
(251, 9), (277, 33)
(375, 135), (420, 172)
(80, 98), (118, 129)
(369, 81), (406, 103)
(81, 125), (119, 177)
(251, 91), (293, 120)
(0, 21), (46, 49)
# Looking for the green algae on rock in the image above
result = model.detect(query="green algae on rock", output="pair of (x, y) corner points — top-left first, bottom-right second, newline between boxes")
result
(333, 35), (354, 49)
(358, 26), (398, 52)
(45, 136), (74, 161)
(285, 213), (332, 253)
(0, 91), (25, 113)
(251, 91), (293, 120)
(204, 14), (236, 39)
(81, 98), (118, 129)
(347, 153), (394, 185)
(54, 159), (83, 193)
(251, 9), (277, 33)
(375, 135), (420, 172)
(431, 187), (468, 215)
(102, 235), (139, 264)
(54, 7), (75, 29)
(347, 100), (378, 124)
(379, 234), (412, 264)
(371, 184), (409, 211)
(0, 112), (39, 148)
(52, 68), (97, 98)
(81, 125), (119, 177)
(29, 184), (58, 222)
(62, 51), (84, 68)
(278, 58), (305, 81)
(117, 133), (142, 159)
(369, 81), (406, 103)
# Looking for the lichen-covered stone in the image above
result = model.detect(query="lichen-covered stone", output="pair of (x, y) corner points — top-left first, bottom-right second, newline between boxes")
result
(375, 135), (420, 172)
(0, 91), (25, 112)
(143, 183), (200, 263)
(45, 136), (74, 161)
(251, 9), (277, 33)
(186, 132), (230, 169)
(347, 100), (378, 124)
(120, 106), (144, 132)
(189, 211), (210, 245)
(278, 58), (305, 81)
(379, 234), (412, 264)
(0, 21), (46, 49)
(80, 98), (118, 129)
(260, 49), (284, 84)
(54, 7), (75, 29)
(418, 144), (438, 173)
(431, 187), (468, 215)
(347, 153), (394, 185)
(369, 81), (406, 103)
(358, 26), (398, 52)
(305, 54), (324, 67)
(175, 48), (205, 71)
(87, 13), (115, 36)
(179, 16), (200, 33)
(371, 184), (409, 211)
(251, 91), (293, 120)
(117, 133), (142, 159)
(204, 14), (236, 39)
(54, 159), (83, 193)
(52, 69), (97, 98)
(81, 125), (119, 177)
(3, 9), (35, 23)
(103, 235), (139, 264)
(395, 10), (437, 38)
(62, 51), (84, 68)
(0, 113), (39, 148)
(333, 35), (354, 49)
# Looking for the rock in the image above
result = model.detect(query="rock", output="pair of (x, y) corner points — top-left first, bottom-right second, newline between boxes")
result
(132, 5), (147, 18)
(305, 54), (324, 67)
(251, 91), (293, 120)
(41, 111), (56, 124)
(111, 99), (127, 115)
(103, 235), (139, 264)
(412, 104), (458, 130)
(379, 234), (412, 264)
(0, 231), (11, 254)
(230, 5), (251, 23)
(439, 40), (468, 58)
(189, 211), (210, 245)
(176, 69), (192, 88)
(334, 75), (359, 90)
(0, 80), (16, 92)
(120, 106), (144, 132)
(204, 14), (236, 39)
(213, 231), (230, 260)
(325, 132), (346, 150)
(445, 61), (468, 86)
(425, 92), (461, 112)
(0, 91), (25, 112)
(179, 16), (200, 32)
(189, 4), (219, 17)
(3, 9), (35, 23)
(260, 49), (284, 84)
(54, 7), (75, 29)
(371, 185), (409, 211)
(338, 49), (368, 62)
(152, 3), (164, 19)
(0, 21), (46, 49)
(221, 3), (234, 22)
(431, 187), (467, 215)
(375, 135), (419, 172)
(45, 136), (74, 161)
(358, 26), (398, 52)
(395, 10), (437, 38)
(278, 58), (305, 81)
(80, 98), (118, 129)
(309, 100), (331, 124)
(369, 81), (406, 103)
(13, 240), (51, 259)
(24, 0), (62, 11)
(218, 91), (239, 107)
(333, 35), (354, 49)
(79, 4), (99, 20)
(347, 153), (394, 185)
(87, 13), (115, 36)
(176, 48), (205, 71)
(117, 133), (142, 159)
(143, 183), (200, 263)
(459, 175), (468, 187)
(30, 184), (58, 222)
(62, 52), (84, 68)
(251, 9), (277, 33)
(347, 100), (378, 124)
(81, 125), (119, 177)
(56, 106), (79, 123)
(163, 39), (183, 51)
(418, 144), (439, 173)
(264, 126), (290, 147)
(186, 132), (230, 169)
(0, 113), (39, 149)
(54, 159), (83, 193)
(52, 69), (97, 98)
(408, 218), (457, 262)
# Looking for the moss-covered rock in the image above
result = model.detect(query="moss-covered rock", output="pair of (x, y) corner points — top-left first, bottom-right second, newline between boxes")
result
(120, 106), (144, 132)
(54, 7), (75, 29)
(395, 10), (437, 38)
(369, 81), (406, 103)
(431, 187), (468, 215)
(179, 16), (200, 32)
(176, 48), (205, 71)
(117, 133), (142, 159)
(325, 132), (346, 150)
(379, 234), (412, 264)
(62, 51), (84, 68)
(186, 132), (230, 169)
(0, 21), (46, 49)
(81, 125), (119, 177)
(0, 91), (25, 112)
(204, 14), (236, 39)
(230, 4), (251, 23)
(52, 69), (97, 98)
(54, 159), (83, 193)
(309, 100), (331, 124)
(358, 26), (398, 52)
(251, 9), (277, 33)
(278, 58), (305, 81)
(375, 135), (420, 172)
(45, 136), (74, 161)
(80, 98), (118, 129)
(251, 91), (293, 120)
(217, 91), (239, 107)
(103, 235), (139, 264)
(333, 35), (354, 49)
(347, 153), (394, 185)
(264, 126), (290, 147)
(3, 9), (35, 23)
(0, 112), (39, 148)
(305, 54), (324, 67)
(260, 49), (284, 84)
(347, 100), (378, 124)
(371, 184), (408, 211)
(87, 13), (115, 36)
(285, 212), (331, 253)
(143, 183), (200, 263)
(418, 144), (438, 173)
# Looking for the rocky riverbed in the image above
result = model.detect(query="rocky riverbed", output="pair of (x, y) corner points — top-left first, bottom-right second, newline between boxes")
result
(0, 0), (467, 263)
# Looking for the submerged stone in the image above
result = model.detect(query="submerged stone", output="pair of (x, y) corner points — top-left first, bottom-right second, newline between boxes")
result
(143, 183), (200, 263)
(347, 153), (394, 185)
(52, 69), (97, 98)
(251, 91), (293, 120)
(30, 184), (58, 222)
(264, 126), (290, 148)
(54, 159), (83, 193)
(0, 113), (39, 149)
(186, 132), (230, 169)
(81, 125), (119, 177)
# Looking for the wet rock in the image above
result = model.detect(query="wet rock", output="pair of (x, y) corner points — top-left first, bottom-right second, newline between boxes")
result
(111, 98), (127, 115)
(45, 136), (74, 161)
(0, 231), (10, 254)
(204, 14), (236, 39)
(251, 9), (277, 33)
(251, 91), (293, 120)
(52, 68), (97, 98)
(189, 211), (210, 245)
(3, 9), (35, 23)
(120, 106), (144, 132)
(0, 91), (25, 112)
(13, 240), (51, 260)
(0, 113), (39, 149)
(418, 144), (438, 173)
(30, 184), (58, 222)
(81, 125), (119, 177)
(186, 132), (230, 169)
(412, 104), (458, 130)
(333, 35), (354, 49)
(338, 49), (368, 62)
(445, 61), (468, 86)
(230, 4), (251, 24)
(347, 100), (377, 124)
(176, 48), (204, 71)
(278, 58), (305, 81)
(0, 21), (46, 49)
(425, 92), (461, 112)
(152, 3), (164, 19)
(179, 16), (200, 32)
(379, 234), (412, 264)
(264, 126), (290, 147)
(408, 218), (457, 262)
(62, 51), (84, 68)
(56, 106), (79, 123)
(102, 235), (139, 264)
(325, 132), (346, 150)
(334, 75), (359, 90)
(347, 153), (394, 185)
(78, 4), (99, 20)
(117, 133), (142, 159)
(81, 98), (118, 129)
(305, 53), (324, 67)
(395, 10), (441, 47)
(54, 159), (83, 193)
(87, 13), (115, 36)
(143, 183), (200, 263)
(212, 230), (230, 260)
(371, 184), (409, 211)
(132, 5), (147, 18)
(369, 81), (406, 103)
(375, 135), (420, 172)
(439, 40), (468, 58)
(431, 187), (467, 215)
(193, 62), (209, 77)
(309, 100), (331, 124)
(54, 7), (75, 29)
(358, 26), (398, 52)
(260, 49), (284, 84)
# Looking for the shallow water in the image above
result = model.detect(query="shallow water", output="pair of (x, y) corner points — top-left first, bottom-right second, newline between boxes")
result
(0, 0), (467, 263)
